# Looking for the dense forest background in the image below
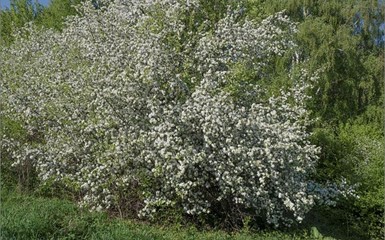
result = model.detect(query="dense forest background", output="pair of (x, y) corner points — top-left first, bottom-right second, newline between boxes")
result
(0, 0), (384, 239)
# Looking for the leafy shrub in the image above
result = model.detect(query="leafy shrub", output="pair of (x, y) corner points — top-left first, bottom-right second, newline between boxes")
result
(339, 123), (384, 239)
(1, 0), (338, 227)
(310, 120), (384, 239)
(0, 116), (39, 191)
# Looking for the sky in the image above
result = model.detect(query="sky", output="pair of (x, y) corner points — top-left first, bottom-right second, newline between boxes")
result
(0, 0), (51, 9)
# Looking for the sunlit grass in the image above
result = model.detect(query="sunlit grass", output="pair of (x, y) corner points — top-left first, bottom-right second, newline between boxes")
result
(0, 190), (315, 240)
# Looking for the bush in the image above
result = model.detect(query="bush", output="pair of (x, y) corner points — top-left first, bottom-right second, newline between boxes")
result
(1, 0), (331, 227)
(339, 123), (384, 239)
(310, 120), (384, 239)
(0, 116), (39, 191)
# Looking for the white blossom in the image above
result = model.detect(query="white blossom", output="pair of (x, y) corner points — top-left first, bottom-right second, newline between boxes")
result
(0, 0), (332, 227)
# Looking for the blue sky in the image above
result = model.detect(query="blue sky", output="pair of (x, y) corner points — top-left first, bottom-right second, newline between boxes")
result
(1, 0), (51, 9)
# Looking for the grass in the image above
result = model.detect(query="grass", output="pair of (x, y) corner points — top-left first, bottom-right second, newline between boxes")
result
(0, 189), (319, 240)
(1, 186), (369, 240)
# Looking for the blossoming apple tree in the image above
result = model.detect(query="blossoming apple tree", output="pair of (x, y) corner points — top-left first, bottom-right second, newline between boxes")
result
(1, 0), (329, 227)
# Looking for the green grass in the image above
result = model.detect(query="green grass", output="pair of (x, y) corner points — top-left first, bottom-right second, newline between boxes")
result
(0, 190), (318, 240)
(1, 188), (369, 240)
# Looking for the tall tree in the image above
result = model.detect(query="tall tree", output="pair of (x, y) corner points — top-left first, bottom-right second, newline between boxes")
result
(0, 0), (43, 46)
(0, 0), (83, 46)
(246, 0), (384, 125)
(37, 0), (82, 30)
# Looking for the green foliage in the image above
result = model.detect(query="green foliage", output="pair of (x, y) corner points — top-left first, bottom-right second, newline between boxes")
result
(37, 0), (82, 30)
(0, 0), (42, 46)
(246, 0), (384, 124)
(0, 0), (83, 46)
(339, 123), (384, 240)
(310, 121), (384, 239)
(0, 116), (35, 191)
(302, 206), (367, 240)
